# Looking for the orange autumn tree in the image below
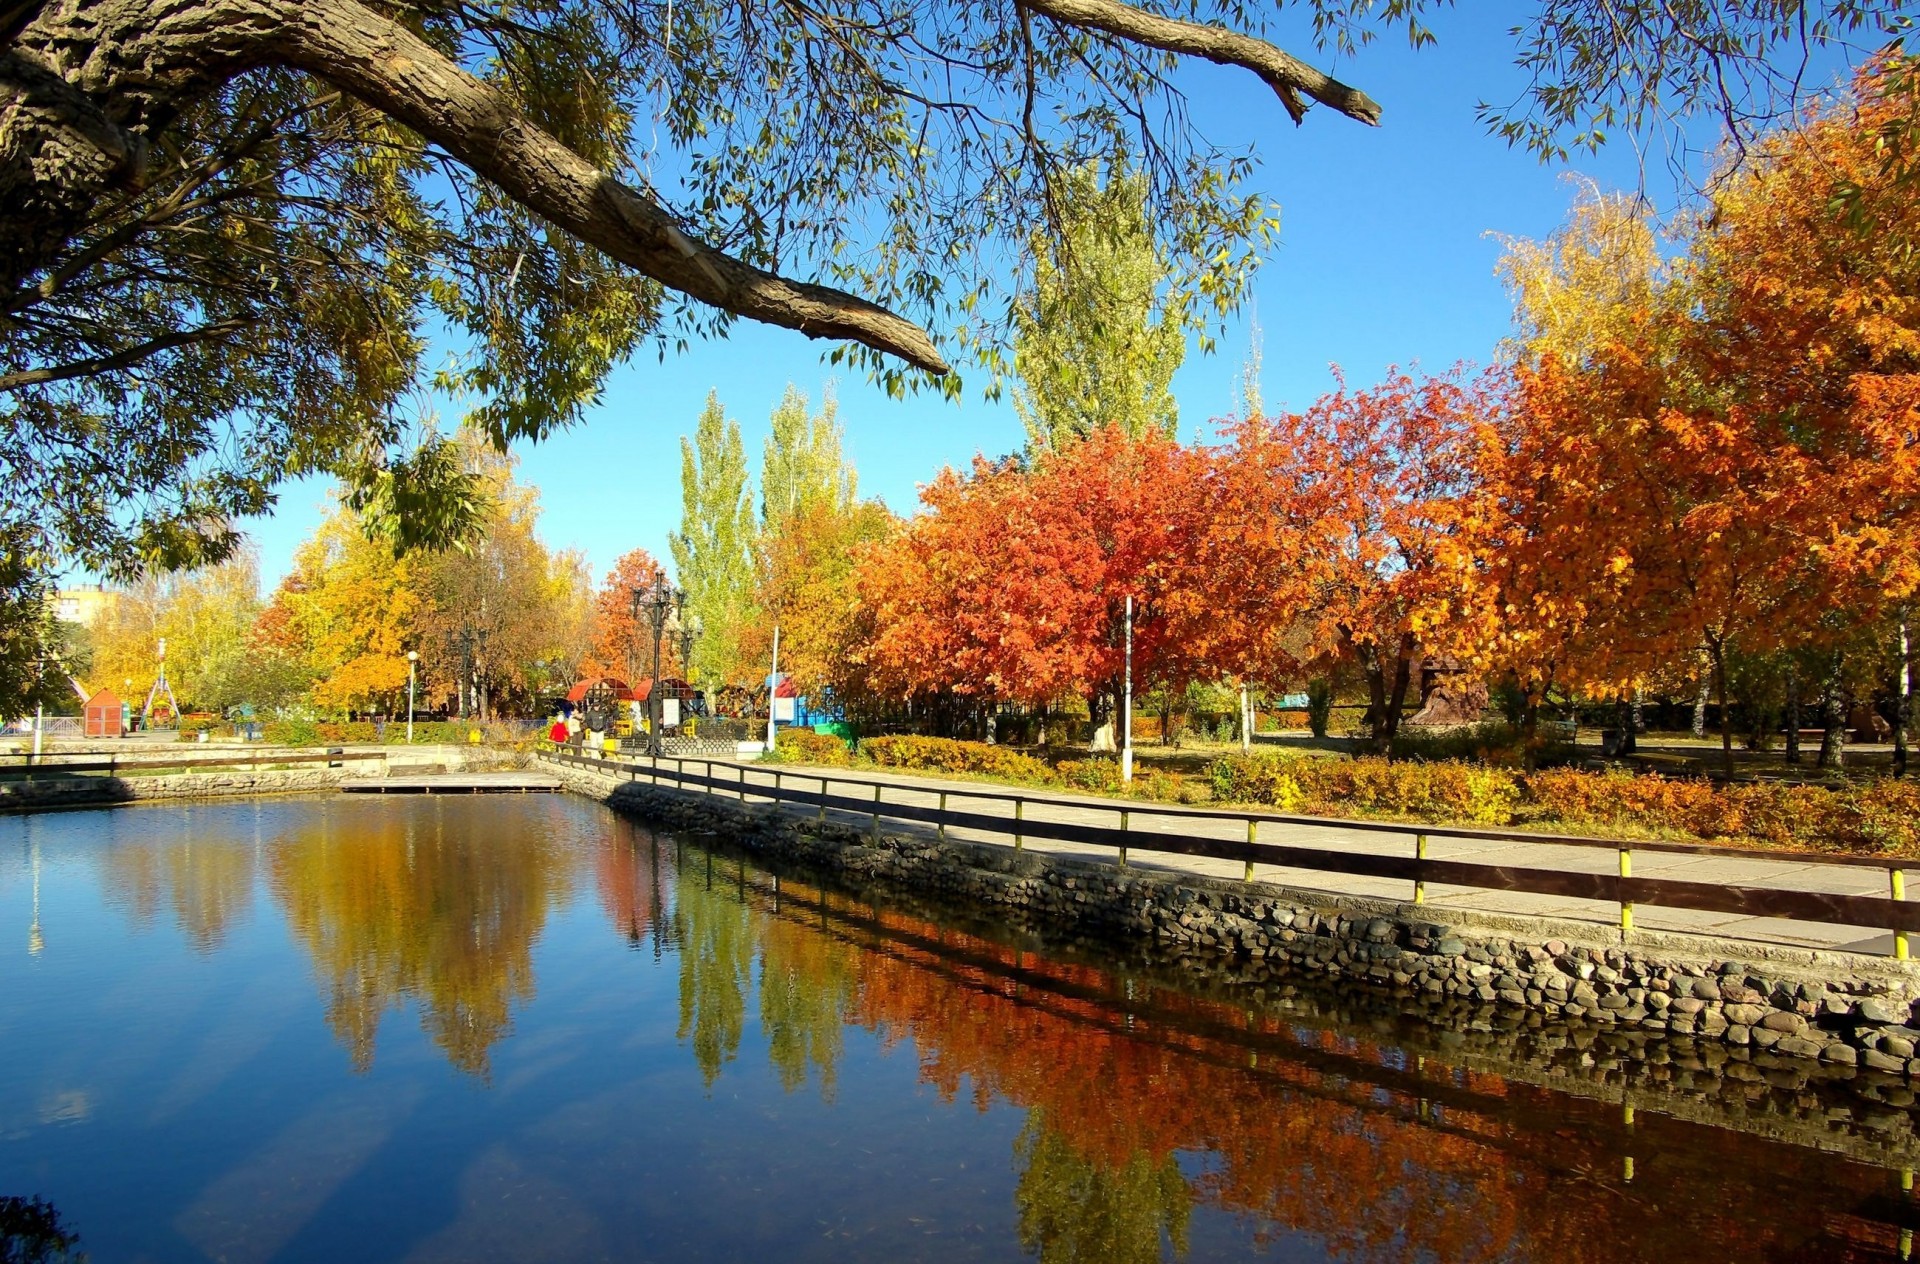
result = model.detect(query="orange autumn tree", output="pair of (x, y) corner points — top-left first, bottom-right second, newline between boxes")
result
(741, 496), (897, 714)
(1478, 68), (1920, 775)
(859, 427), (1209, 747)
(1211, 367), (1495, 755)
(579, 547), (671, 684)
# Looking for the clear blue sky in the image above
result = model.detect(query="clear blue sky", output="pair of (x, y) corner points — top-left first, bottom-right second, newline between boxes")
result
(244, 5), (1729, 592)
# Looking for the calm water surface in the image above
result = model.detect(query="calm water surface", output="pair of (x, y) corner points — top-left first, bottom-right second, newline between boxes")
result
(0, 795), (1912, 1262)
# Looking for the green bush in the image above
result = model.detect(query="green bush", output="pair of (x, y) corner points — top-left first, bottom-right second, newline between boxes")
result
(1207, 750), (1920, 856)
(1055, 757), (1123, 793)
(861, 735), (1057, 783)
(1391, 720), (1576, 768)
(769, 728), (855, 766)
(260, 718), (490, 747)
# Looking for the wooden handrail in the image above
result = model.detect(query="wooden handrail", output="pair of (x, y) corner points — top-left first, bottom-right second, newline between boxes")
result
(0, 750), (387, 778)
(539, 748), (1920, 948)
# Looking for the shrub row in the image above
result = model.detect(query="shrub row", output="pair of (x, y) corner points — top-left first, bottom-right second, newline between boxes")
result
(766, 733), (1205, 802)
(768, 728), (857, 766)
(1208, 751), (1920, 856)
(260, 719), (495, 747)
(860, 735), (1057, 783)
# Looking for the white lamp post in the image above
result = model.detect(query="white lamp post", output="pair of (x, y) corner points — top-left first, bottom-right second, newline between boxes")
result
(766, 623), (781, 753)
(1121, 595), (1134, 784)
(406, 650), (418, 743)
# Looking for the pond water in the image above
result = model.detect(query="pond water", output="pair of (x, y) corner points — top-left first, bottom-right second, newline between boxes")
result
(1, 794), (1914, 1262)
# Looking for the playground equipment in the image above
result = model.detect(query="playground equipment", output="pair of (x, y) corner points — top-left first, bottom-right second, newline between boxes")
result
(142, 637), (180, 729)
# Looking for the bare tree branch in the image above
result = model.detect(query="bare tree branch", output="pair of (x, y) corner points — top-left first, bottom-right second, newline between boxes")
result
(1015, 0), (1383, 126)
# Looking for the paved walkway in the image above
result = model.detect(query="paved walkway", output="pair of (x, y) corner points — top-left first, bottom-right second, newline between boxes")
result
(637, 756), (1907, 958)
(341, 771), (562, 794)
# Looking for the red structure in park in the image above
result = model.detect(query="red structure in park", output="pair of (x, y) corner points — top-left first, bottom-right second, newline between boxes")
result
(83, 688), (124, 738)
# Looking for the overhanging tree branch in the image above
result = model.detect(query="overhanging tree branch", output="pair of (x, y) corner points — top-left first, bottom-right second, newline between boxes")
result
(0, 317), (250, 392)
(276, 0), (951, 375)
(1016, 0), (1383, 126)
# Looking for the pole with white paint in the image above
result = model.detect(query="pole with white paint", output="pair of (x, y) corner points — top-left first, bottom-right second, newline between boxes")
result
(766, 623), (781, 754)
(1121, 596), (1134, 784)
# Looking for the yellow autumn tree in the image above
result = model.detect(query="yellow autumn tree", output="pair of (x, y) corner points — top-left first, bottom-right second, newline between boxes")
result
(290, 509), (419, 713)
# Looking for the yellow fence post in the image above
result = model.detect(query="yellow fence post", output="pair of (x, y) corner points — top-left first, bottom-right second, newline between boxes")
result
(1904, 1168), (1915, 1263)
(1619, 847), (1634, 935)
(1119, 808), (1129, 869)
(1245, 819), (1256, 883)
(1894, 868), (1909, 961)
(1014, 798), (1024, 850)
(1414, 833), (1428, 905)
(871, 783), (882, 842)
(938, 791), (948, 842)
(819, 777), (828, 823)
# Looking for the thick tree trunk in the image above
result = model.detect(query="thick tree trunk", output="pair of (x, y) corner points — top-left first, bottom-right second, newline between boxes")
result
(1691, 650), (1711, 738)
(1819, 657), (1847, 771)
(1358, 635), (1414, 759)
(1611, 696), (1639, 757)
(1784, 665), (1801, 767)
(1709, 638), (1734, 781)
(1088, 687), (1116, 753)
(1521, 691), (1541, 772)
(1895, 618), (1912, 777)
(1, 0), (947, 370)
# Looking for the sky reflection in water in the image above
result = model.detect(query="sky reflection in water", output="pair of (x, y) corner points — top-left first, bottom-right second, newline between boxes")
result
(0, 795), (1910, 1262)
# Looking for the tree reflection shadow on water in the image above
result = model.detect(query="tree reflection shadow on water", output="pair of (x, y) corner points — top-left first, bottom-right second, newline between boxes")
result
(660, 842), (1920, 1264)
(73, 802), (1920, 1261)
(98, 799), (576, 1078)
(0, 1195), (82, 1264)
(265, 803), (574, 1077)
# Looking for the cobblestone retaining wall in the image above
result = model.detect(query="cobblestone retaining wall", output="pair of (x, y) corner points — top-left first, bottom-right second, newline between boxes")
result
(0, 747), (524, 812)
(555, 764), (1920, 1089)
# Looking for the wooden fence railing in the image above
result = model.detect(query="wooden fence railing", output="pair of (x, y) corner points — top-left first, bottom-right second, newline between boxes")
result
(540, 747), (1920, 959)
(0, 750), (388, 780)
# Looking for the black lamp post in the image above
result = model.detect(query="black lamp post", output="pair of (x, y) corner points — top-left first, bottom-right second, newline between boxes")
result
(677, 613), (701, 697)
(631, 577), (682, 756)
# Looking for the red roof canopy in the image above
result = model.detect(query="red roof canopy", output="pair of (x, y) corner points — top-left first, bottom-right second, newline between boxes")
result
(565, 677), (636, 703)
(632, 677), (696, 701)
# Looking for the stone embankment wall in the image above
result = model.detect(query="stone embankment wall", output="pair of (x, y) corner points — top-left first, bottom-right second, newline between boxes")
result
(553, 763), (1920, 1086)
(0, 745), (524, 812)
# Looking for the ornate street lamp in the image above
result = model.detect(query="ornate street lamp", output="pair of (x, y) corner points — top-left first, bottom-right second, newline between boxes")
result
(677, 613), (702, 694)
(631, 577), (682, 757)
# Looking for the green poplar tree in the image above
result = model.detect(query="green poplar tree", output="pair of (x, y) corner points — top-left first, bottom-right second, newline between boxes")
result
(671, 392), (758, 690)
(1012, 166), (1191, 456)
(761, 385), (857, 532)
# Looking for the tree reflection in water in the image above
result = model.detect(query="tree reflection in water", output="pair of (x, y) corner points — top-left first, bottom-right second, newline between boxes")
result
(1014, 1112), (1191, 1264)
(100, 816), (257, 952)
(594, 819), (670, 956)
(756, 878), (855, 1100)
(672, 850), (753, 1088)
(68, 806), (1905, 1261)
(0, 1195), (83, 1264)
(661, 860), (1861, 1264)
(267, 801), (573, 1076)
